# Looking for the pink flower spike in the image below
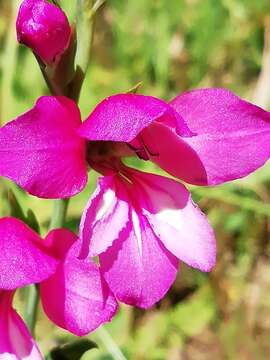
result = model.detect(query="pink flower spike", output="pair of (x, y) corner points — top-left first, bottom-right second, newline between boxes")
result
(0, 217), (58, 290)
(40, 229), (118, 336)
(78, 94), (189, 142)
(0, 96), (87, 199)
(159, 88), (270, 185)
(0, 291), (43, 359)
(16, 0), (71, 64)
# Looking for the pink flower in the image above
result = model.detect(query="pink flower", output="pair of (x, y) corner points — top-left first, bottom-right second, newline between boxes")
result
(79, 165), (215, 308)
(0, 90), (269, 199)
(0, 95), (167, 198)
(0, 290), (43, 359)
(16, 0), (71, 64)
(0, 217), (117, 354)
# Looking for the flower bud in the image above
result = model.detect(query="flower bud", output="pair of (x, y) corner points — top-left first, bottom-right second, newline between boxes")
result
(16, 0), (71, 65)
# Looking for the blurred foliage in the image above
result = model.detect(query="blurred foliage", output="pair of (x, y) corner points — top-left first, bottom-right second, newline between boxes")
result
(0, 0), (270, 359)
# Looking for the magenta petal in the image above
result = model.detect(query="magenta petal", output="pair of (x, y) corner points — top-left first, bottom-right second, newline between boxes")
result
(0, 291), (43, 359)
(0, 218), (58, 290)
(78, 94), (179, 142)
(100, 213), (179, 309)
(79, 176), (129, 258)
(140, 122), (208, 184)
(168, 88), (270, 185)
(40, 241), (118, 336)
(80, 165), (215, 308)
(16, 0), (71, 64)
(132, 170), (216, 271)
(43, 228), (77, 260)
(0, 96), (87, 198)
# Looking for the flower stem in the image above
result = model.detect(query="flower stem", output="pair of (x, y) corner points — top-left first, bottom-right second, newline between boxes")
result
(0, 0), (20, 125)
(24, 285), (39, 335)
(68, 0), (95, 102)
(24, 199), (69, 336)
(49, 198), (70, 230)
(96, 327), (127, 360)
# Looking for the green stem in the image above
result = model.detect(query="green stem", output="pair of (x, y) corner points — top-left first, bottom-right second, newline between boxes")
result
(0, 0), (20, 125)
(68, 0), (95, 102)
(49, 198), (70, 229)
(96, 327), (127, 360)
(34, 54), (63, 96)
(92, 0), (107, 13)
(24, 285), (39, 335)
(24, 199), (69, 335)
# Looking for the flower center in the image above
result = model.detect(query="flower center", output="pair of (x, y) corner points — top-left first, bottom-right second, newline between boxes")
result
(86, 141), (133, 175)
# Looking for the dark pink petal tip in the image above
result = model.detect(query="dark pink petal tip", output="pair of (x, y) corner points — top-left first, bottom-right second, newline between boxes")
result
(0, 96), (87, 199)
(16, 0), (71, 64)
(0, 218), (58, 290)
(78, 93), (185, 142)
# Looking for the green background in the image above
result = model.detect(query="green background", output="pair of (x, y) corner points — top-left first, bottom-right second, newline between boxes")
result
(0, 0), (269, 359)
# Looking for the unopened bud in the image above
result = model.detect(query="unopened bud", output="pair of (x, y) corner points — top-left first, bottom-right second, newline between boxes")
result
(16, 0), (71, 65)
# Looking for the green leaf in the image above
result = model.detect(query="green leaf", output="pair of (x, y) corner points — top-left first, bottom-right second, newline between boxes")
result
(193, 187), (270, 216)
(8, 189), (26, 221)
(126, 81), (143, 94)
(46, 339), (98, 360)
(7, 189), (41, 233)
(26, 209), (40, 234)
(51, 0), (61, 7)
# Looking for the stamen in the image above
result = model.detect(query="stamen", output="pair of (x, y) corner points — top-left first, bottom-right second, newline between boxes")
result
(139, 135), (159, 157)
(119, 172), (133, 185)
